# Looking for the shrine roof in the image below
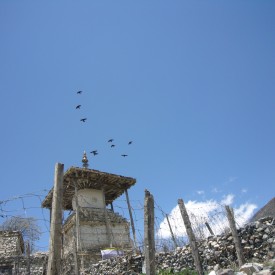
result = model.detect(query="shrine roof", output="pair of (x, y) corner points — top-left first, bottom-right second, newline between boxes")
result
(41, 166), (136, 210)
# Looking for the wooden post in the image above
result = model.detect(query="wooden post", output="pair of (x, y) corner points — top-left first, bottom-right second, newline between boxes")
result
(74, 183), (81, 251)
(102, 188), (112, 247)
(73, 181), (80, 275)
(49, 208), (52, 224)
(205, 222), (214, 236)
(73, 235), (79, 275)
(125, 189), (138, 252)
(26, 240), (31, 275)
(47, 163), (64, 275)
(178, 199), (203, 275)
(225, 205), (245, 267)
(15, 237), (20, 274)
(144, 189), (155, 275)
(166, 214), (178, 248)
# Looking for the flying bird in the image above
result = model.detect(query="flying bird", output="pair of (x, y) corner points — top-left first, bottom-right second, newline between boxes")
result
(111, 144), (115, 148)
(76, 105), (81, 109)
(121, 154), (128, 157)
(108, 139), (114, 142)
(128, 141), (133, 145)
(90, 150), (98, 155)
(77, 91), (82, 94)
(80, 118), (87, 122)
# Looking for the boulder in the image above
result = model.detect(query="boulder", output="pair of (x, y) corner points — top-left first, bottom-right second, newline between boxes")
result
(254, 269), (275, 275)
(217, 268), (234, 275)
(240, 263), (263, 275)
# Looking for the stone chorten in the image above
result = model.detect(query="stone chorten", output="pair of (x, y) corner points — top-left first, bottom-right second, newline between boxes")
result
(42, 153), (136, 262)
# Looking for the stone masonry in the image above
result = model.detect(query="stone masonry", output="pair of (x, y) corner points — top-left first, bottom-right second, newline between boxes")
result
(0, 231), (24, 256)
(83, 217), (275, 274)
(0, 217), (274, 274)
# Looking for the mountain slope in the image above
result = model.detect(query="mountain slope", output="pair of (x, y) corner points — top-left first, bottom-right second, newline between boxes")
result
(250, 197), (275, 222)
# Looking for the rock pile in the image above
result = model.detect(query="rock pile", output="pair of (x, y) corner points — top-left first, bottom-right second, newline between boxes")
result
(82, 217), (274, 274)
(156, 216), (275, 272)
(84, 254), (143, 275)
(209, 261), (275, 275)
(0, 217), (274, 274)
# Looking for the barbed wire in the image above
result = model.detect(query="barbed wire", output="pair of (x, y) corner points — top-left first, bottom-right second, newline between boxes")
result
(0, 190), (51, 253)
(0, 188), (255, 256)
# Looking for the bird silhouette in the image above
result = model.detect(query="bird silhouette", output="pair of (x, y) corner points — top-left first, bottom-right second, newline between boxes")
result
(76, 105), (81, 109)
(77, 91), (82, 94)
(128, 141), (133, 145)
(121, 154), (128, 157)
(90, 150), (98, 155)
(108, 139), (114, 142)
(111, 144), (115, 148)
(80, 118), (87, 122)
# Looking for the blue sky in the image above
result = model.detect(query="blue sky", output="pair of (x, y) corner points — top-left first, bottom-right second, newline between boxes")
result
(0, 1), (274, 250)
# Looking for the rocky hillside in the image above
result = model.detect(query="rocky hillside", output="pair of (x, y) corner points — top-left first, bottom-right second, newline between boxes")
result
(250, 197), (275, 222)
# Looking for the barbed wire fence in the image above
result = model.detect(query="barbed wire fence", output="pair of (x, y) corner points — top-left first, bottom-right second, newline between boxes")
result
(0, 188), (254, 274)
(0, 189), (51, 253)
(0, 189), (251, 254)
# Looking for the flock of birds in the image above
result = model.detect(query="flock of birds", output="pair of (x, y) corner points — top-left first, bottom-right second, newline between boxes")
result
(76, 90), (133, 158)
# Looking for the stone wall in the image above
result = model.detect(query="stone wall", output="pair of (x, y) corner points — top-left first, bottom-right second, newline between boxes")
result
(0, 252), (47, 275)
(63, 207), (132, 256)
(0, 217), (274, 274)
(79, 224), (131, 249)
(83, 217), (275, 275)
(156, 217), (275, 272)
(0, 231), (24, 256)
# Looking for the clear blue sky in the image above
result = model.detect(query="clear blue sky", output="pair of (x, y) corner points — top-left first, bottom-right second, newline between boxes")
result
(0, 1), (274, 249)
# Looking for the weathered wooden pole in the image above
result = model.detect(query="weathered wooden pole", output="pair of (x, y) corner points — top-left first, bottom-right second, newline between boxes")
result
(49, 208), (52, 224)
(144, 189), (155, 275)
(15, 237), (20, 274)
(26, 240), (31, 275)
(47, 163), (64, 275)
(73, 234), (79, 275)
(73, 180), (80, 275)
(225, 205), (245, 267)
(166, 214), (178, 248)
(125, 189), (138, 252)
(74, 183), (81, 251)
(205, 222), (214, 236)
(102, 188), (113, 247)
(178, 199), (203, 275)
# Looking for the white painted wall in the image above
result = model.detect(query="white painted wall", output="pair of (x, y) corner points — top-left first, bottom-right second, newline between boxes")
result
(65, 188), (132, 252)
(79, 224), (131, 249)
(72, 189), (104, 209)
